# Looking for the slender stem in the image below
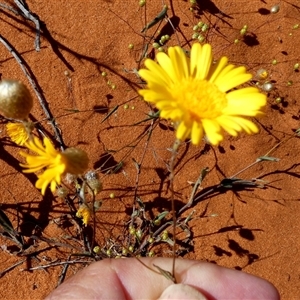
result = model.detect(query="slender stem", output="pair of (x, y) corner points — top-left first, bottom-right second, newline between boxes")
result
(168, 138), (180, 281)
(13, 0), (41, 51)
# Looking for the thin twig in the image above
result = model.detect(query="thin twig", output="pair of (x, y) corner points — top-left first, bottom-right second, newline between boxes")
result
(177, 167), (209, 215)
(13, 0), (41, 51)
(0, 259), (26, 278)
(57, 263), (69, 286)
(0, 3), (19, 15)
(0, 34), (65, 149)
(24, 259), (91, 271)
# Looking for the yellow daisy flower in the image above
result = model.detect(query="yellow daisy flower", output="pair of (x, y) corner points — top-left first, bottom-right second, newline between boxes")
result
(138, 43), (267, 145)
(6, 122), (32, 145)
(20, 136), (89, 195)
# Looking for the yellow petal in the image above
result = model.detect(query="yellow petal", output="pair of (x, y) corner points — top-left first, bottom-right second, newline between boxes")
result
(156, 52), (178, 83)
(202, 119), (223, 145)
(144, 59), (172, 85)
(195, 43), (212, 80)
(190, 43), (202, 77)
(176, 121), (191, 141)
(191, 121), (204, 145)
(208, 56), (228, 83)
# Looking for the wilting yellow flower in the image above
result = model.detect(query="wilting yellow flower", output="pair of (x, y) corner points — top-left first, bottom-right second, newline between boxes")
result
(138, 43), (266, 145)
(76, 203), (91, 226)
(6, 122), (32, 145)
(20, 136), (89, 195)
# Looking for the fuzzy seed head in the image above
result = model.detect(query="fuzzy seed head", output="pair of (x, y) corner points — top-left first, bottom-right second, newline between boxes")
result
(0, 79), (33, 119)
(63, 148), (89, 175)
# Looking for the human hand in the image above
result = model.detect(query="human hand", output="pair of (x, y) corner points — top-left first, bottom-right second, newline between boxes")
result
(46, 257), (279, 299)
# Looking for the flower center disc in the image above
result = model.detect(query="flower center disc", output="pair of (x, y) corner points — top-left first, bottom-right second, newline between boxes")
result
(172, 79), (228, 121)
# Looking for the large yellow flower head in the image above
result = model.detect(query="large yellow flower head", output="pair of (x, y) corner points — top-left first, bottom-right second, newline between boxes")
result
(138, 43), (267, 145)
(20, 137), (89, 195)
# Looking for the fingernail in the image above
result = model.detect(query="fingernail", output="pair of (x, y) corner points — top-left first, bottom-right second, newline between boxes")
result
(157, 283), (207, 300)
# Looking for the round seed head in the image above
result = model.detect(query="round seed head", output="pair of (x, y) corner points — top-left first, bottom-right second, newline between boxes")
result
(270, 4), (280, 14)
(240, 28), (247, 35)
(93, 246), (101, 254)
(0, 79), (33, 119)
(63, 147), (89, 175)
(152, 42), (160, 49)
(128, 245), (134, 252)
(193, 25), (200, 31)
(197, 21), (204, 28)
(272, 59), (278, 65)
(201, 23), (209, 32)
(153, 219), (161, 226)
(148, 250), (155, 257)
(87, 178), (102, 195)
(129, 226), (136, 235)
(262, 82), (274, 92)
(198, 34), (205, 42)
(160, 35), (167, 43)
(139, 0), (146, 7)
(161, 230), (169, 240)
(136, 229), (142, 238)
(148, 237), (154, 244)
(192, 32), (200, 39)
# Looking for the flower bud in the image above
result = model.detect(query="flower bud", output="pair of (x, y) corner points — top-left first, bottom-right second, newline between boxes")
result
(63, 148), (89, 175)
(0, 79), (33, 119)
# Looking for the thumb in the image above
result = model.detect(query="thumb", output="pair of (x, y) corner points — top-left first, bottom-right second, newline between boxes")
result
(158, 283), (207, 300)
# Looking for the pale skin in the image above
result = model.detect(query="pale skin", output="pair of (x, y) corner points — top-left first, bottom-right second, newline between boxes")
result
(46, 257), (279, 300)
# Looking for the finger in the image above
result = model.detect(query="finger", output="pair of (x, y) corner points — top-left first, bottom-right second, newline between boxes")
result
(157, 283), (207, 300)
(46, 257), (279, 300)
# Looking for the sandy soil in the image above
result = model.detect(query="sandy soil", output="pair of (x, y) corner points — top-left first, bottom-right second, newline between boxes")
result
(0, 0), (300, 299)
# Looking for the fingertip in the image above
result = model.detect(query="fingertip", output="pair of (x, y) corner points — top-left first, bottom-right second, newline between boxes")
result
(158, 283), (207, 300)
